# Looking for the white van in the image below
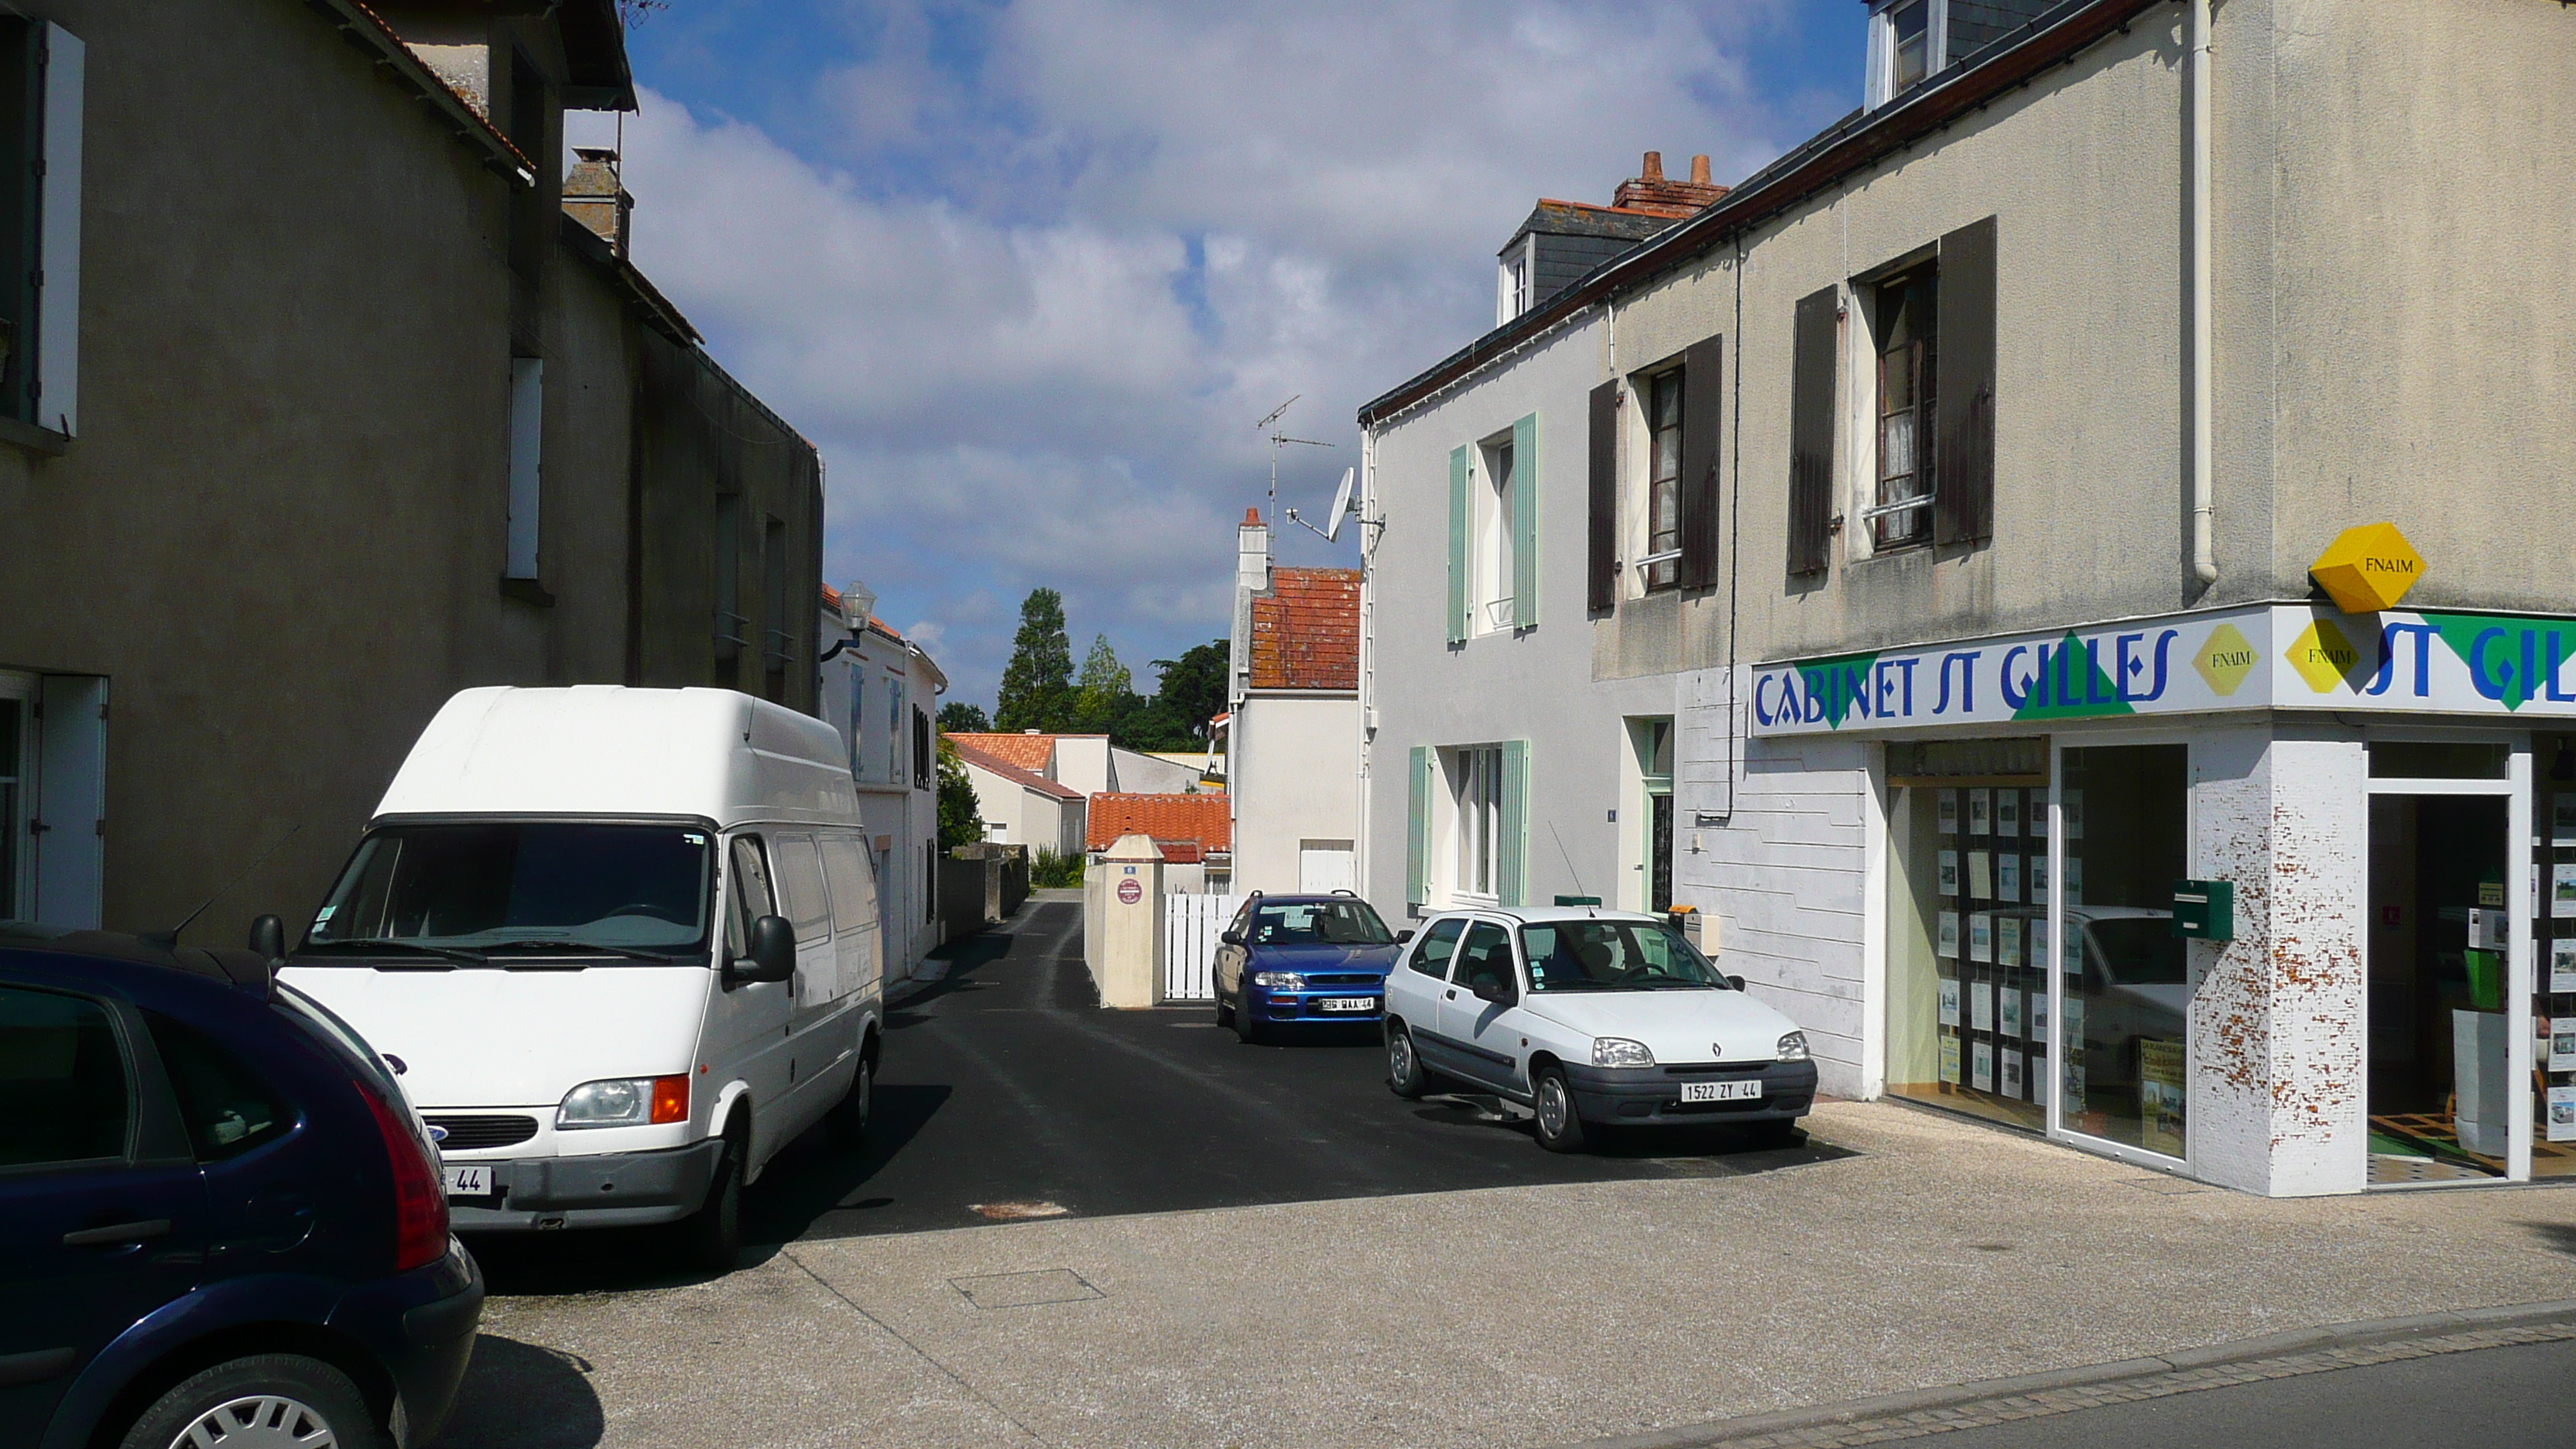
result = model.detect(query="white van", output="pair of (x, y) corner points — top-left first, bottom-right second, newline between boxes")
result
(280, 685), (884, 1269)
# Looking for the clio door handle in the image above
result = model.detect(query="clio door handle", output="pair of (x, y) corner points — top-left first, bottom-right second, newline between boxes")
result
(63, 1219), (170, 1248)
(1444, 989), (1458, 1000)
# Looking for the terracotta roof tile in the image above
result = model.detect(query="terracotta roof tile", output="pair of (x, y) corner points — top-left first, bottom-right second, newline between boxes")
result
(1249, 567), (1360, 692)
(951, 741), (1083, 801)
(944, 732), (1057, 772)
(1087, 793), (1231, 853)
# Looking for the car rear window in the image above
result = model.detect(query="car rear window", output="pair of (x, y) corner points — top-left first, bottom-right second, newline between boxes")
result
(147, 1012), (290, 1161)
(0, 985), (130, 1167)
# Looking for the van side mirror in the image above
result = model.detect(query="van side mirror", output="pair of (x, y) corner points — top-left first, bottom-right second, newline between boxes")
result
(731, 915), (797, 985)
(247, 914), (286, 964)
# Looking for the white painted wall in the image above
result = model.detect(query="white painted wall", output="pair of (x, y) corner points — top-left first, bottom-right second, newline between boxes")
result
(817, 610), (945, 977)
(1232, 693), (1361, 895)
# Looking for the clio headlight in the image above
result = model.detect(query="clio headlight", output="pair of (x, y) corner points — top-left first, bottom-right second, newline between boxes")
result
(1591, 1037), (1656, 1068)
(1776, 1031), (1811, 1063)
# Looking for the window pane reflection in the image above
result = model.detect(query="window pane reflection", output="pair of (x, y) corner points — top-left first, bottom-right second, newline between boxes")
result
(2059, 745), (2191, 1156)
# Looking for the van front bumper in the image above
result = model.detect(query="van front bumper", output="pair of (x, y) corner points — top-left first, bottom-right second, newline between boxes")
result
(447, 1138), (724, 1231)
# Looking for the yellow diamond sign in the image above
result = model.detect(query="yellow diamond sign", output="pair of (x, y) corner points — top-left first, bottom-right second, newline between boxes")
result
(2309, 522), (2424, 615)
(2194, 623), (2258, 696)
(2285, 618), (2364, 694)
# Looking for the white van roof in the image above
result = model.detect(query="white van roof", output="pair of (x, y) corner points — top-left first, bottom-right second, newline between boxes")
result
(374, 686), (860, 829)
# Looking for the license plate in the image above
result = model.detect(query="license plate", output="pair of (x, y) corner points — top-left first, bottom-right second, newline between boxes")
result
(1681, 1080), (1763, 1103)
(1317, 996), (1379, 1013)
(443, 1163), (495, 1199)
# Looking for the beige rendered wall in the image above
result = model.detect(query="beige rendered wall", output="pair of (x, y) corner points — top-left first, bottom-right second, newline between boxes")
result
(1231, 693), (1358, 895)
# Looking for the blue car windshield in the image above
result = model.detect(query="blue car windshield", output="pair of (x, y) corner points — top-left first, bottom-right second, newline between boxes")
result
(1521, 920), (1727, 992)
(1251, 899), (1393, 947)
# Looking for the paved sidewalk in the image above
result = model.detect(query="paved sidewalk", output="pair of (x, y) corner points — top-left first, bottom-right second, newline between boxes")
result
(454, 1100), (2576, 1448)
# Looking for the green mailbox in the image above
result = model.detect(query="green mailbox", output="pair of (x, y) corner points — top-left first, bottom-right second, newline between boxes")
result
(2172, 879), (2235, 942)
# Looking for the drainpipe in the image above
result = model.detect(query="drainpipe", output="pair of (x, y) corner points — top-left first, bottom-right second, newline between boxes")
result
(2189, 0), (2218, 586)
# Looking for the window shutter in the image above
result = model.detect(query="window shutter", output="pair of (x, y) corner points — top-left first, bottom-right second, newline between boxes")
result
(35, 22), (81, 437)
(1934, 215), (1997, 546)
(1509, 412), (1539, 630)
(1788, 286), (1838, 575)
(1677, 335), (1724, 590)
(1446, 445), (1470, 643)
(1406, 745), (1431, 903)
(1586, 380), (1617, 611)
(1497, 739), (1530, 908)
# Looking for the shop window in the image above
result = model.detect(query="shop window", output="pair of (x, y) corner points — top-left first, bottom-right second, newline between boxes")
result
(2540, 736), (2576, 1178)
(2058, 744), (2191, 1157)
(1886, 742), (2051, 1133)
(2368, 740), (2508, 779)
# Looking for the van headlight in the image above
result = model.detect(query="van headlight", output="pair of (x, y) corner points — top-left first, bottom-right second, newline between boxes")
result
(1776, 1032), (1811, 1063)
(1591, 1037), (1656, 1068)
(557, 1074), (690, 1129)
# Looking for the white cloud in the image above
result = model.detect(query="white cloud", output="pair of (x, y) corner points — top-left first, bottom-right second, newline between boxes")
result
(577, 2), (1825, 708)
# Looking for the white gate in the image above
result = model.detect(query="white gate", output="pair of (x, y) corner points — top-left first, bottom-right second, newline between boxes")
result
(1162, 891), (1242, 1002)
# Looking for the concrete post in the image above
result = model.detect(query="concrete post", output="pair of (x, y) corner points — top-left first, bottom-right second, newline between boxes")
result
(1093, 833), (1165, 1008)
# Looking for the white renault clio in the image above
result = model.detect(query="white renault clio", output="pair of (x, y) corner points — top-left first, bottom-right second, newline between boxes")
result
(1382, 907), (1815, 1152)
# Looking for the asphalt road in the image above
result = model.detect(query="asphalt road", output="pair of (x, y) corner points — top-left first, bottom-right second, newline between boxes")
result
(466, 897), (1840, 1294)
(746, 897), (1845, 1243)
(1910, 1336), (2576, 1448)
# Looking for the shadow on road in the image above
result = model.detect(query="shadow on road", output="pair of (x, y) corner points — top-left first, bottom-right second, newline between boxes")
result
(431, 1334), (605, 1448)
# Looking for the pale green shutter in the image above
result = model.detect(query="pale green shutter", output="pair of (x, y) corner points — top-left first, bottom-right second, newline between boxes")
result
(1406, 745), (1432, 903)
(1499, 739), (1530, 907)
(1447, 444), (1470, 643)
(1510, 413), (1539, 629)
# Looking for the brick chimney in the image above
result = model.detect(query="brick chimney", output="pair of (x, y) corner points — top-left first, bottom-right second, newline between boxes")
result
(564, 146), (633, 257)
(1612, 150), (1727, 219)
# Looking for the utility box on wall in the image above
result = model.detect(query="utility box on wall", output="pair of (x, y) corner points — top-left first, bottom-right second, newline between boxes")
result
(2172, 879), (2235, 943)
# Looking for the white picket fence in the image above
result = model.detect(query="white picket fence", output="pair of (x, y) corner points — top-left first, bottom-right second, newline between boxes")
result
(1162, 892), (1243, 1002)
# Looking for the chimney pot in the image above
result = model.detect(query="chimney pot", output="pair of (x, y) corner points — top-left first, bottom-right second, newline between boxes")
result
(1243, 507), (1262, 526)
(1641, 150), (1664, 181)
(1690, 154), (1711, 186)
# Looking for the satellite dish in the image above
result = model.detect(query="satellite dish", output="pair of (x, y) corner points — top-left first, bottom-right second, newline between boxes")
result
(1324, 467), (1357, 543)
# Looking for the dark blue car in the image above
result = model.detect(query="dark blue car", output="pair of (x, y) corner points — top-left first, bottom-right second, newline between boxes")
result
(1211, 893), (1404, 1043)
(0, 926), (482, 1449)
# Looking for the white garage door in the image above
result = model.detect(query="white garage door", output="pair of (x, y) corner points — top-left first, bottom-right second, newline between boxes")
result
(1297, 841), (1356, 894)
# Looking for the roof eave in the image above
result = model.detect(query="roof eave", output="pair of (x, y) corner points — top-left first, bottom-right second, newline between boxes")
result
(1358, 0), (2162, 429)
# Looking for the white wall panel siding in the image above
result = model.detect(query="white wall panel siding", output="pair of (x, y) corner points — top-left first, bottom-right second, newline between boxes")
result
(1678, 724), (1875, 1098)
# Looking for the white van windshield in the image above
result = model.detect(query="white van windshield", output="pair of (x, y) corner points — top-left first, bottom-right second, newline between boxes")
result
(303, 823), (714, 962)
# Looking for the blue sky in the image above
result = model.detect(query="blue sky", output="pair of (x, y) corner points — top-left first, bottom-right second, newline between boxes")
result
(577, 2), (1869, 714)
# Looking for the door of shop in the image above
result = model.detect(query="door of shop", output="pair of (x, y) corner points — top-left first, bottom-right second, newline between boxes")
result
(2364, 740), (2530, 1186)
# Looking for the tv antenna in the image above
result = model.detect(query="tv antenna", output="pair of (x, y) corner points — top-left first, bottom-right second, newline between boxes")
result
(1253, 395), (1334, 519)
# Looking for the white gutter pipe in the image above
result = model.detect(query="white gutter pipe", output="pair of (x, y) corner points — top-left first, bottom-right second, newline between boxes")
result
(2189, 0), (2218, 585)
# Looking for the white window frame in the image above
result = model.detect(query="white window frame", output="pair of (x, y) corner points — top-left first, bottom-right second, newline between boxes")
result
(1497, 238), (1533, 325)
(1472, 430), (1516, 636)
(1866, 0), (1947, 110)
(1451, 745), (1506, 906)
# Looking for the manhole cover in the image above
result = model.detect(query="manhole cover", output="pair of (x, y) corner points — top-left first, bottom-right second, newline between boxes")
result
(949, 1269), (1105, 1309)
(968, 1200), (1071, 1221)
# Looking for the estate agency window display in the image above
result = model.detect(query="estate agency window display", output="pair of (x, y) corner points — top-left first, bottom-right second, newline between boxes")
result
(2540, 735), (2576, 1177)
(1887, 739), (2192, 1157)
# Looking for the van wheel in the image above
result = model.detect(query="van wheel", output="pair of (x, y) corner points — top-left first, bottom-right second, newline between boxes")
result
(1532, 1067), (1588, 1153)
(829, 1050), (875, 1149)
(678, 1132), (742, 1274)
(118, 1353), (384, 1449)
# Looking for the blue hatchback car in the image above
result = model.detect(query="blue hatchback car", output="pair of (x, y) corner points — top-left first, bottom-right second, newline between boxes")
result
(1211, 893), (1405, 1042)
(1, 926), (482, 1449)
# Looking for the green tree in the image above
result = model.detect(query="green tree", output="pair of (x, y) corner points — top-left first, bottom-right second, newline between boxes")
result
(1149, 639), (1229, 740)
(994, 587), (1073, 732)
(935, 738), (981, 848)
(938, 701), (990, 733)
(1071, 634), (1134, 734)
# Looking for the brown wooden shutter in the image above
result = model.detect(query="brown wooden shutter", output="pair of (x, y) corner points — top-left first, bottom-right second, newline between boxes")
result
(1934, 215), (1997, 546)
(1787, 286), (1838, 575)
(1677, 334), (1724, 590)
(1586, 379), (1618, 611)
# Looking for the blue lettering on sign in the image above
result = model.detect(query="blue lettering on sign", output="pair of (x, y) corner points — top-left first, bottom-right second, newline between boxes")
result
(2000, 646), (2033, 711)
(2550, 632), (2576, 704)
(2469, 628), (2514, 703)
(2368, 622), (2436, 697)
(1931, 651), (1981, 714)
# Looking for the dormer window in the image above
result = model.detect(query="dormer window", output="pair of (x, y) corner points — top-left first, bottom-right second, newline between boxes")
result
(1869, 0), (1947, 108)
(1498, 242), (1533, 325)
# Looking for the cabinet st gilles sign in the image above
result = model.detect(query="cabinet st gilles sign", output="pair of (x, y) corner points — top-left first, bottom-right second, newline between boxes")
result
(1750, 602), (2576, 736)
